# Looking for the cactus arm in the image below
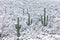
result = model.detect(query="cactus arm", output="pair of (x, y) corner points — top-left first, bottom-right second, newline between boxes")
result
(46, 15), (48, 25)
(31, 19), (32, 24)
(23, 9), (24, 15)
(41, 15), (43, 24)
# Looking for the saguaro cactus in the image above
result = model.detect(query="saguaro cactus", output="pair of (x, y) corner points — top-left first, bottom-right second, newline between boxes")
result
(15, 17), (21, 40)
(26, 9), (32, 26)
(41, 8), (48, 26)
(0, 30), (2, 40)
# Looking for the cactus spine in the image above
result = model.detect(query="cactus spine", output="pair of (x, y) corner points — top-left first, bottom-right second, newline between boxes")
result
(26, 9), (32, 26)
(41, 8), (48, 26)
(15, 17), (21, 40)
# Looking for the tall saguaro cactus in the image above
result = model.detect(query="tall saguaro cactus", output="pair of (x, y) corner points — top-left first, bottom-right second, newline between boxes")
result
(41, 8), (48, 26)
(0, 31), (2, 40)
(26, 9), (32, 26)
(15, 17), (21, 40)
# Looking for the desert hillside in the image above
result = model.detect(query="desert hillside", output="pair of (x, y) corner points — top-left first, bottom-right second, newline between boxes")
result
(0, 0), (60, 40)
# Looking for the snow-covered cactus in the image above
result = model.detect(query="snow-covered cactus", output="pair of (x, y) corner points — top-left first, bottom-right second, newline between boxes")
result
(0, 30), (2, 40)
(26, 9), (32, 26)
(41, 8), (48, 26)
(15, 17), (21, 40)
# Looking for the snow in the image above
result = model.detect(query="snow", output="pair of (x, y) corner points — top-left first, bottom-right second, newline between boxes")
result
(0, 0), (60, 40)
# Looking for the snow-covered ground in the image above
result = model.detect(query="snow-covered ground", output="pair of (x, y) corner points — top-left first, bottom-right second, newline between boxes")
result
(0, 0), (60, 40)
